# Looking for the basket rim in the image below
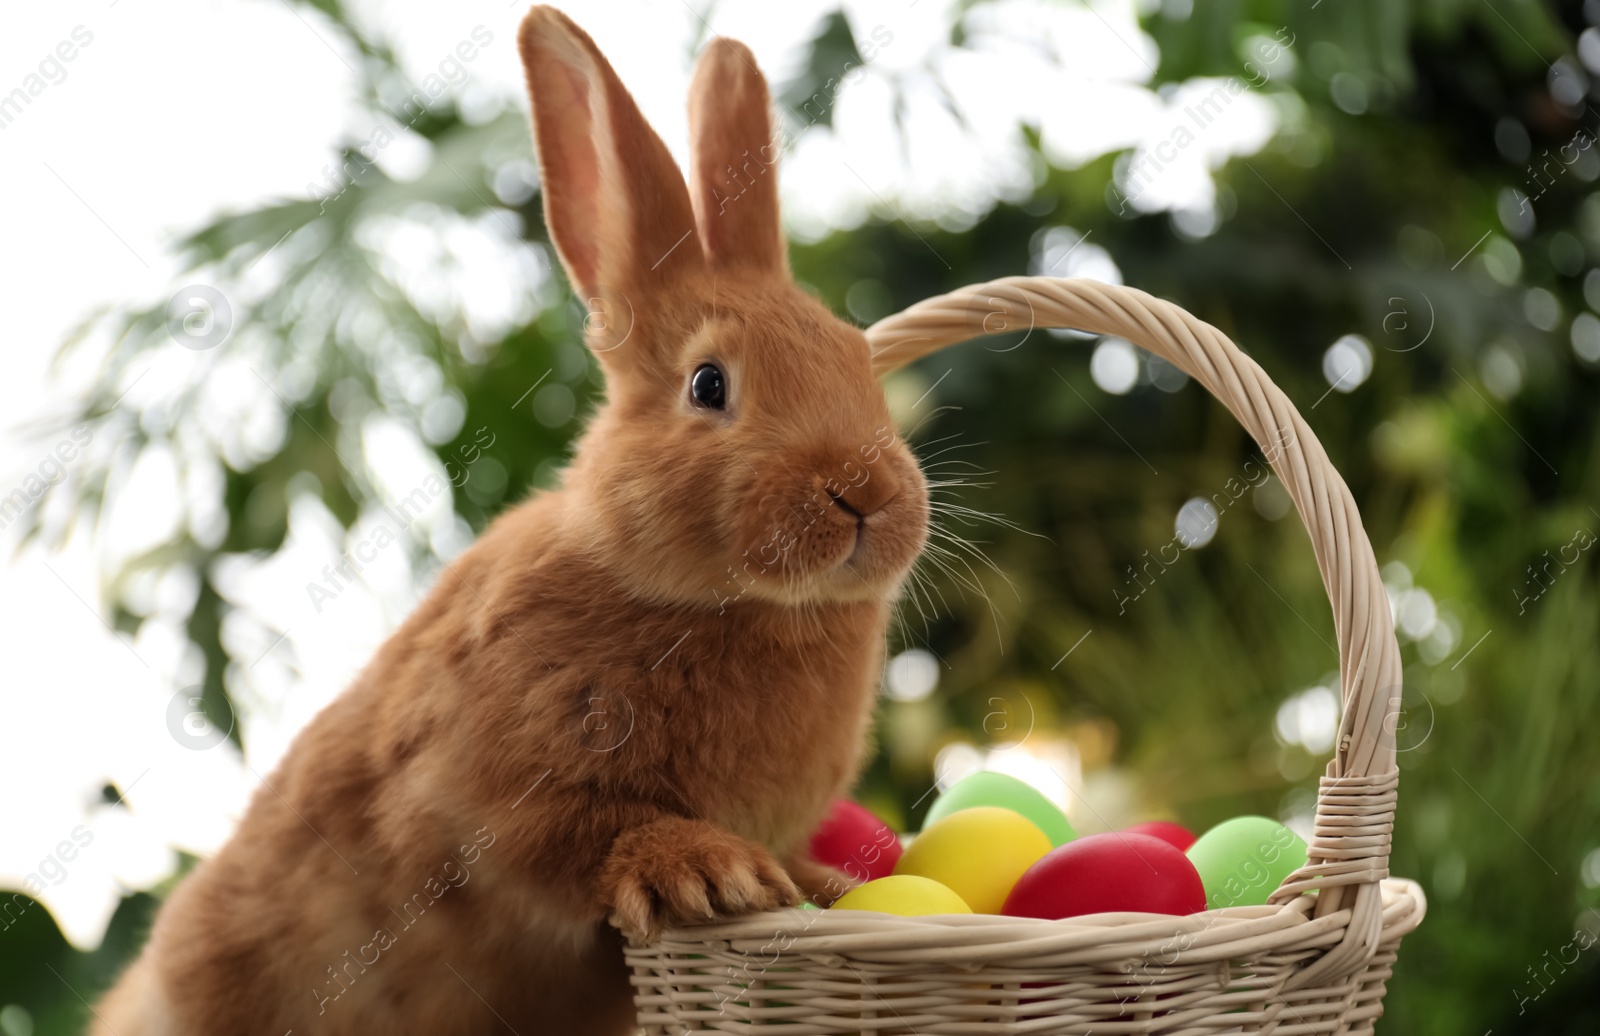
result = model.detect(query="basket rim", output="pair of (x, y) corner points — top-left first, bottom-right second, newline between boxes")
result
(642, 878), (1425, 966)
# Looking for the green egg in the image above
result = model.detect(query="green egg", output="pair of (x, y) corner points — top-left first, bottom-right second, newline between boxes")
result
(923, 771), (1076, 847)
(1185, 816), (1308, 909)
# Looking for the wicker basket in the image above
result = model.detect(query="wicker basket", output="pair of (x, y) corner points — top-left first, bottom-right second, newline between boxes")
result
(625, 277), (1426, 1034)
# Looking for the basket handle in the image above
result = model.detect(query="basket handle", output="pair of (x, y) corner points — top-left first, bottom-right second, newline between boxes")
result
(866, 277), (1401, 986)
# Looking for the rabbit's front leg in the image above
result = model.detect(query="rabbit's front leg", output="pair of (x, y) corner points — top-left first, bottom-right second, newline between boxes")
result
(599, 816), (800, 941)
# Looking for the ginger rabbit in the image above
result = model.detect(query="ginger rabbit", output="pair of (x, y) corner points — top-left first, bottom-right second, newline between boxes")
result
(95, 7), (929, 1033)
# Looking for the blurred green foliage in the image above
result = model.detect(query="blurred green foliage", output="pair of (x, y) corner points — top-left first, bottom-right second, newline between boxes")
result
(6, 0), (1600, 1032)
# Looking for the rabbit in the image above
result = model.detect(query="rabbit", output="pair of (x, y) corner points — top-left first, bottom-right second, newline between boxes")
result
(93, 5), (930, 1034)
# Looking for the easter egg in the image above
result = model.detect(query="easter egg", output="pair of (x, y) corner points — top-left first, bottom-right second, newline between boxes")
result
(1125, 820), (1196, 852)
(1001, 832), (1205, 919)
(923, 772), (1076, 847)
(894, 806), (1052, 914)
(831, 875), (971, 916)
(808, 799), (903, 883)
(1185, 816), (1308, 909)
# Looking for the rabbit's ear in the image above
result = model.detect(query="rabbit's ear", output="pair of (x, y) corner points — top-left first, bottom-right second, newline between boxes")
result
(688, 39), (786, 274)
(517, 7), (703, 297)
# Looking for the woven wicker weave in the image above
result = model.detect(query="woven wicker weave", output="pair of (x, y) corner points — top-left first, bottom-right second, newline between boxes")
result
(625, 277), (1425, 1034)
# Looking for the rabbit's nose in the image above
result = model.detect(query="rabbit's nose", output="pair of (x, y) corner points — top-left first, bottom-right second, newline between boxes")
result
(828, 469), (900, 521)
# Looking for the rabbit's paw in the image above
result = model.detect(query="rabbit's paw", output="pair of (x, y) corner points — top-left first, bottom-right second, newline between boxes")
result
(601, 816), (800, 941)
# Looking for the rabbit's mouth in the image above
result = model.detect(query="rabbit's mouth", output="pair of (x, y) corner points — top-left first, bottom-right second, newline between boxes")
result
(815, 490), (927, 601)
(845, 525), (868, 566)
(836, 490), (901, 568)
(829, 490), (872, 567)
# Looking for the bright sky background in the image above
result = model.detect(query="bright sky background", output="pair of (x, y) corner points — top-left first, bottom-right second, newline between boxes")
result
(0, 0), (1281, 949)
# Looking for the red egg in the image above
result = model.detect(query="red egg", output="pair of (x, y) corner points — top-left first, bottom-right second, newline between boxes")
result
(1124, 820), (1196, 852)
(808, 800), (903, 883)
(1001, 832), (1206, 919)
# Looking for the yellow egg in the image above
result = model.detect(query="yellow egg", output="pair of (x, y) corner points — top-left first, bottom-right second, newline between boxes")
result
(831, 875), (972, 916)
(894, 806), (1052, 914)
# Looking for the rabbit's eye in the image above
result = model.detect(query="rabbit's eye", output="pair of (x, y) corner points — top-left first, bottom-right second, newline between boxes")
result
(690, 363), (727, 410)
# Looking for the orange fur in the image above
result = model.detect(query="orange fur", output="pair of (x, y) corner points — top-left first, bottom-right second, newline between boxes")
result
(94, 7), (928, 1033)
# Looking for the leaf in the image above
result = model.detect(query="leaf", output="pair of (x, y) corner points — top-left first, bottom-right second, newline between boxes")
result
(777, 9), (866, 134)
